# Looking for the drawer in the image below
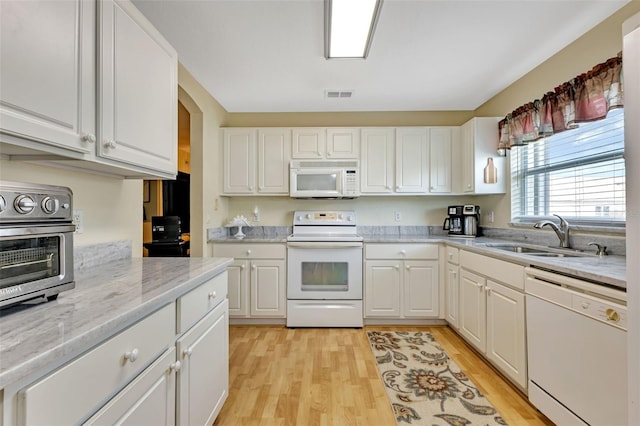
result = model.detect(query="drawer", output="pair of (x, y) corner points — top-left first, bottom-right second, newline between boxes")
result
(177, 271), (228, 334)
(460, 250), (524, 290)
(18, 303), (175, 426)
(365, 243), (439, 260)
(213, 243), (285, 259)
(445, 246), (459, 264)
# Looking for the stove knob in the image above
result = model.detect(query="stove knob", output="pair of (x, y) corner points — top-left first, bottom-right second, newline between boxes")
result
(306, 213), (312, 219)
(0, 195), (6, 213)
(15, 195), (37, 214)
(41, 196), (60, 214)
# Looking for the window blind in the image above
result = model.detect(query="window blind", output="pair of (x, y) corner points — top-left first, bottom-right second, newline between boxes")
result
(511, 108), (625, 224)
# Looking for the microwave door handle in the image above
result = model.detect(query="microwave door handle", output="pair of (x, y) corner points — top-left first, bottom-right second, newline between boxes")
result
(443, 217), (450, 230)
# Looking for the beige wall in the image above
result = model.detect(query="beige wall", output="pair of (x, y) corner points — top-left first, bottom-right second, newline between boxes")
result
(473, 1), (640, 228)
(177, 63), (229, 256)
(0, 160), (142, 253)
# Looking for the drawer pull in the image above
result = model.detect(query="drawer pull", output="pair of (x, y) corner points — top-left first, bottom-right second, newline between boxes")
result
(400, 249), (406, 255)
(183, 348), (193, 358)
(170, 360), (182, 372)
(208, 291), (217, 299)
(246, 250), (252, 255)
(124, 348), (139, 363)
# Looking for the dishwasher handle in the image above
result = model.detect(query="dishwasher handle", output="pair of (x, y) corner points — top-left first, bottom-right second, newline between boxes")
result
(524, 267), (626, 304)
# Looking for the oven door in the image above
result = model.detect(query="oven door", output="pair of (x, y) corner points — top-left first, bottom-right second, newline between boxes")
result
(0, 224), (75, 306)
(287, 241), (362, 300)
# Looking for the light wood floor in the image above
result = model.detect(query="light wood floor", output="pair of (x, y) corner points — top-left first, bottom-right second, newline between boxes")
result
(214, 325), (554, 425)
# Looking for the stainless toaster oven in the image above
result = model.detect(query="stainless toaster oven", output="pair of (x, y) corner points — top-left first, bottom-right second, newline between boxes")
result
(0, 181), (75, 307)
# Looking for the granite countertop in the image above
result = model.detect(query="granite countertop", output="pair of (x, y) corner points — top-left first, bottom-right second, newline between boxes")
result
(210, 231), (626, 289)
(0, 257), (233, 389)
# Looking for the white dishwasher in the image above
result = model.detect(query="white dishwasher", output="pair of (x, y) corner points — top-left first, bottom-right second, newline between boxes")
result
(525, 267), (627, 426)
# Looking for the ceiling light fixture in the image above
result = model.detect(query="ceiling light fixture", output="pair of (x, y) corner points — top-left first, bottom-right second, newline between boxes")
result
(324, 0), (383, 59)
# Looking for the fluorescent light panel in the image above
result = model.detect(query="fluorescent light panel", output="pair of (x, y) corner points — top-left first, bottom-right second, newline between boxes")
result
(325, 0), (382, 59)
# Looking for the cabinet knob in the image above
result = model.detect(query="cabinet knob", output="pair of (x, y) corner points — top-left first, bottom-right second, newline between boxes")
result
(396, 186), (401, 190)
(208, 291), (217, 299)
(246, 250), (252, 255)
(405, 265), (410, 270)
(103, 139), (116, 149)
(183, 348), (193, 358)
(400, 249), (406, 255)
(248, 186), (253, 191)
(124, 348), (139, 363)
(251, 264), (257, 270)
(385, 186), (391, 190)
(169, 360), (182, 372)
(486, 288), (492, 296)
(394, 264), (399, 270)
(240, 264), (246, 270)
(317, 151), (322, 156)
(81, 133), (96, 143)
(328, 151), (333, 156)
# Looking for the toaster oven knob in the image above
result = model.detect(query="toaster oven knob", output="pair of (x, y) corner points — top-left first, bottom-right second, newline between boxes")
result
(0, 195), (6, 213)
(41, 197), (60, 214)
(14, 195), (37, 214)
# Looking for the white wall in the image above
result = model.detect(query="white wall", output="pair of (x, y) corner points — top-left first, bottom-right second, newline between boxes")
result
(0, 160), (142, 254)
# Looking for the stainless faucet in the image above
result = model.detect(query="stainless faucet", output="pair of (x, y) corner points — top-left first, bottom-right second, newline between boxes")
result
(533, 214), (571, 248)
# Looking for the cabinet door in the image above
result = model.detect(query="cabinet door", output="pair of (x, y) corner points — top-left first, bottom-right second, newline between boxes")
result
(250, 260), (286, 317)
(0, 0), (95, 154)
(326, 128), (359, 158)
(257, 128), (291, 194)
(360, 128), (394, 194)
(428, 127), (453, 193)
(177, 300), (229, 426)
(292, 128), (325, 158)
(403, 260), (439, 317)
(486, 280), (526, 388)
(445, 263), (460, 328)
(223, 128), (256, 194)
(226, 260), (250, 317)
(395, 127), (429, 193)
(98, 0), (177, 176)
(84, 347), (177, 426)
(365, 260), (401, 317)
(459, 269), (486, 352)
(460, 120), (475, 193)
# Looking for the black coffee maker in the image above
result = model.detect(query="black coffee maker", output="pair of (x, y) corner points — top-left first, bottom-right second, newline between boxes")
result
(443, 205), (480, 237)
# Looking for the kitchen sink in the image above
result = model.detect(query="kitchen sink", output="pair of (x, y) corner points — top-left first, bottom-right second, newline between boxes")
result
(480, 243), (593, 257)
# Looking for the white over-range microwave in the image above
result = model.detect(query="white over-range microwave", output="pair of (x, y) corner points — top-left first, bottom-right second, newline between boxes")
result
(289, 160), (360, 198)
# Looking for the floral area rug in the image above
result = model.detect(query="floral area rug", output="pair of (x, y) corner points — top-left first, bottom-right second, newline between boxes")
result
(367, 331), (507, 425)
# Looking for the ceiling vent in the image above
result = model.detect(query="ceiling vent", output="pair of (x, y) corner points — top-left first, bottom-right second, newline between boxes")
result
(325, 90), (353, 98)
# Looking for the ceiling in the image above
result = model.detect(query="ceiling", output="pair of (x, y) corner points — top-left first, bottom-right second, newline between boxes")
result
(132, 0), (629, 113)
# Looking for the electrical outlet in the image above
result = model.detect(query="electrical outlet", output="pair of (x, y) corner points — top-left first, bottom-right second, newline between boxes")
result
(394, 211), (402, 222)
(73, 210), (83, 234)
(487, 211), (495, 223)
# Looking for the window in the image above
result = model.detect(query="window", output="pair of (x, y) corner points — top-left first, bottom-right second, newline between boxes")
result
(510, 108), (625, 225)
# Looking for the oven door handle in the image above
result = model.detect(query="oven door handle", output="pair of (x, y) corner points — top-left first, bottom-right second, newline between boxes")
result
(287, 241), (363, 249)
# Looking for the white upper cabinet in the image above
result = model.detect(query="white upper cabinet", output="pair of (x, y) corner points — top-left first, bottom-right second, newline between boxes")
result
(459, 117), (506, 194)
(257, 128), (291, 194)
(0, 0), (96, 155)
(0, 0), (178, 179)
(291, 128), (359, 159)
(291, 128), (326, 159)
(223, 128), (290, 195)
(429, 127), (456, 193)
(223, 128), (256, 194)
(360, 128), (395, 194)
(97, 0), (177, 177)
(326, 128), (360, 159)
(395, 127), (429, 193)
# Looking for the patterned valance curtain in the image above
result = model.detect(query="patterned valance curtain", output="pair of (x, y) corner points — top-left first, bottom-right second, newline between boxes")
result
(498, 53), (623, 150)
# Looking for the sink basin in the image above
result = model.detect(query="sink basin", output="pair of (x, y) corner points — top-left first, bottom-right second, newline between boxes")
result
(480, 243), (593, 258)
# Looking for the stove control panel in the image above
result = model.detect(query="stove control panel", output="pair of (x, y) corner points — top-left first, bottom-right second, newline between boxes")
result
(293, 210), (356, 226)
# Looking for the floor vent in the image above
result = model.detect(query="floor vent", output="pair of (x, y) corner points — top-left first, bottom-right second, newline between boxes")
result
(326, 90), (353, 98)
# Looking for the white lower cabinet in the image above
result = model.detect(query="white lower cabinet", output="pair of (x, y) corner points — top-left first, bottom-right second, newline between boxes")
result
(13, 271), (230, 425)
(176, 299), (229, 426)
(213, 243), (286, 318)
(445, 246), (460, 329)
(364, 244), (439, 319)
(84, 347), (178, 425)
(458, 250), (527, 389)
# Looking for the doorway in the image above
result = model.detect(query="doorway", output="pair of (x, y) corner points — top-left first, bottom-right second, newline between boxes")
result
(142, 100), (191, 256)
